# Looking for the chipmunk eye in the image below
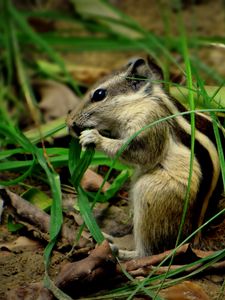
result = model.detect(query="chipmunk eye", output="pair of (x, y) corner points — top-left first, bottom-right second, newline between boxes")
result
(91, 89), (107, 102)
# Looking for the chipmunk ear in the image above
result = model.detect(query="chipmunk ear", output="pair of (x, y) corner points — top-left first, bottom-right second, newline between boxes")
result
(126, 57), (145, 68)
(128, 58), (149, 77)
(147, 56), (164, 82)
(130, 58), (146, 71)
(127, 57), (163, 81)
(126, 58), (150, 91)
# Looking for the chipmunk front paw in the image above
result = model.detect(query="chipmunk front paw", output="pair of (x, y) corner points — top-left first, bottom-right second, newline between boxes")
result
(79, 129), (102, 148)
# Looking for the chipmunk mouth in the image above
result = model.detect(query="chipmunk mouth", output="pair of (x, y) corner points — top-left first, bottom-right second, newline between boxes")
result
(70, 122), (113, 140)
(72, 124), (97, 137)
(71, 123), (84, 136)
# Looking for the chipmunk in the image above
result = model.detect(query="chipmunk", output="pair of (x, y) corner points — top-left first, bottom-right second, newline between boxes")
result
(67, 58), (224, 257)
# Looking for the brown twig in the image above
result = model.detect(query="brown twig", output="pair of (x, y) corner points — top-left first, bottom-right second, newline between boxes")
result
(0, 188), (91, 249)
(55, 240), (116, 297)
(120, 244), (191, 272)
(6, 240), (225, 299)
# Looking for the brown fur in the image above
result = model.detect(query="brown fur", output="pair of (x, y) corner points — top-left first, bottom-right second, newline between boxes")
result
(67, 58), (223, 256)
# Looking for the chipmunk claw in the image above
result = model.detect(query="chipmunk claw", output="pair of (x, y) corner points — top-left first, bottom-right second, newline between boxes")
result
(79, 129), (101, 148)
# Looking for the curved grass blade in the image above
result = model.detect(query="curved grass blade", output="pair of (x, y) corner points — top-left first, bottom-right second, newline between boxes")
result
(0, 125), (36, 185)
(69, 138), (104, 243)
(7, 0), (80, 95)
(77, 186), (104, 243)
(71, 143), (95, 187)
(103, 170), (129, 201)
(0, 121), (63, 280)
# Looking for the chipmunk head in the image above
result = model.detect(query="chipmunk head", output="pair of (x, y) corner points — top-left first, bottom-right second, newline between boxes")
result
(67, 57), (163, 138)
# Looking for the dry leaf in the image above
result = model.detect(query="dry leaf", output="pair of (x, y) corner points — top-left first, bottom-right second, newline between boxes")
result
(74, 0), (141, 38)
(34, 80), (80, 121)
(0, 236), (41, 252)
(70, 65), (109, 84)
(160, 281), (210, 300)
(81, 169), (111, 192)
(0, 188), (91, 248)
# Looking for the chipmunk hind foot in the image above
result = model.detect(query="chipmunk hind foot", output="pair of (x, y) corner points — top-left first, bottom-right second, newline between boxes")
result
(196, 198), (225, 251)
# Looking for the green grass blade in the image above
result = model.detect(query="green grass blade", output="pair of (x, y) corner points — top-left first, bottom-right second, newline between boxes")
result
(192, 67), (225, 189)
(0, 125), (36, 185)
(71, 144), (95, 187)
(170, 85), (225, 109)
(69, 138), (104, 244)
(78, 186), (104, 243)
(175, 16), (196, 248)
(0, 119), (63, 270)
(0, 148), (26, 160)
(24, 118), (67, 144)
(68, 138), (81, 175)
(103, 170), (129, 201)
(22, 187), (52, 212)
(7, 0), (80, 95)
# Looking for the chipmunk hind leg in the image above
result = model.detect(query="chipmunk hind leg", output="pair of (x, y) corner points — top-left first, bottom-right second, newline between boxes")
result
(131, 168), (195, 256)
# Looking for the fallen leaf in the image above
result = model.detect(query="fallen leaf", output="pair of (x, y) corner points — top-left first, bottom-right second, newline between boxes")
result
(37, 60), (109, 85)
(74, 0), (141, 38)
(71, 65), (109, 84)
(0, 188), (92, 248)
(81, 169), (111, 192)
(160, 281), (210, 300)
(34, 80), (80, 121)
(22, 187), (52, 211)
(0, 236), (41, 252)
